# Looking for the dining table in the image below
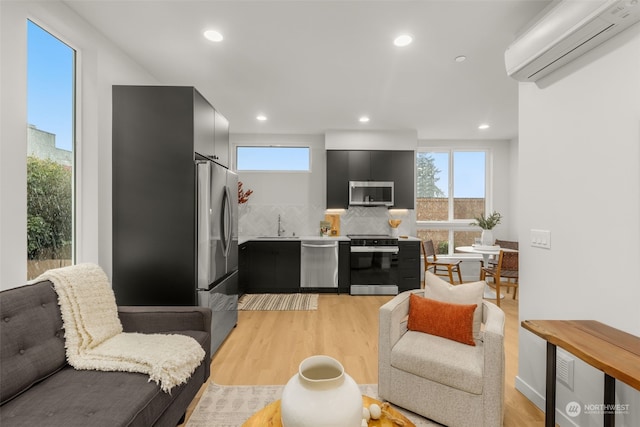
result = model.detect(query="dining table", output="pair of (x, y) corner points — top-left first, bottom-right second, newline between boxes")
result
(455, 245), (518, 299)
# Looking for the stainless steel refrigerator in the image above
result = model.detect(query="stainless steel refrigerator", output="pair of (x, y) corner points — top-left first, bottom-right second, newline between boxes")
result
(196, 160), (238, 355)
(112, 85), (238, 357)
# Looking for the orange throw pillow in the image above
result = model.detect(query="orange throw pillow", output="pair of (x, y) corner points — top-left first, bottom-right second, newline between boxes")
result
(407, 293), (477, 346)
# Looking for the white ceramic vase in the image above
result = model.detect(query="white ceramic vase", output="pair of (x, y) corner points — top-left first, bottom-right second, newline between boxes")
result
(280, 355), (362, 427)
(481, 229), (494, 246)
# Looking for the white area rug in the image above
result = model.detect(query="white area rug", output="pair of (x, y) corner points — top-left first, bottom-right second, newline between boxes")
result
(237, 293), (318, 311)
(186, 383), (441, 426)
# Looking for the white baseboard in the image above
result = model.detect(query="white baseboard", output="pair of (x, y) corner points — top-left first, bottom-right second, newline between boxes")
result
(515, 376), (579, 427)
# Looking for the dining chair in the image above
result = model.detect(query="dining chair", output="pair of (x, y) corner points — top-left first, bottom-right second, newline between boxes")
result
(486, 240), (519, 294)
(494, 239), (519, 250)
(481, 249), (518, 307)
(421, 240), (463, 285)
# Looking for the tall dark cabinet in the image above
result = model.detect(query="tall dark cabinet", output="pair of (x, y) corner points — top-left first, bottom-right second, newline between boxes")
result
(112, 85), (229, 306)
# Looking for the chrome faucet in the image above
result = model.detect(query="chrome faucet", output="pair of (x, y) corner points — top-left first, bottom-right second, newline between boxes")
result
(277, 214), (285, 237)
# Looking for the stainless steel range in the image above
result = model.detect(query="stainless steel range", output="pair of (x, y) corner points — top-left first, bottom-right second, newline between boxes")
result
(348, 234), (399, 295)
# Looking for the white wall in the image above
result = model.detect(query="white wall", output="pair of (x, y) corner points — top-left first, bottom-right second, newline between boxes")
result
(0, 1), (157, 290)
(231, 133), (327, 237)
(517, 23), (640, 427)
(326, 130), (418, 150)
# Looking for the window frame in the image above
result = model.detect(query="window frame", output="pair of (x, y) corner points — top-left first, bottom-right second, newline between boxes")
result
(235, 145), (312, 173)
(415, 147), (494, 255)
(26, 18), (78, 277)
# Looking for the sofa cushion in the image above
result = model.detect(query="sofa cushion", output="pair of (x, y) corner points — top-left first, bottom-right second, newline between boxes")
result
(1, 329), (208, 427)
(424, 272), (484, 340)
(0, 362), (201, 427)
(391, 330), (484, 395)
(0, 281), (66, 405)
(407, 293), (477, 346)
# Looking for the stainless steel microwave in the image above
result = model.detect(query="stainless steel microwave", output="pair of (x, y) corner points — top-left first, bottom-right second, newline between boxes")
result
(349, 181), (394, 206)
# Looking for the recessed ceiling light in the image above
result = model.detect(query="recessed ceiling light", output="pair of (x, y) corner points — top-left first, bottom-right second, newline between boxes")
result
(478, 124), (490, 130)
(256, 115), (267, 121)
(204, 30), (223, 42)
(393, 34), (413, 47)
(359, 116), (370, 123)
(455, 55), (467, 63)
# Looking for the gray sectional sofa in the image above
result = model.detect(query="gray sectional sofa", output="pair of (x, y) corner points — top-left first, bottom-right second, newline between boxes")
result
(0, 280), (212, 427)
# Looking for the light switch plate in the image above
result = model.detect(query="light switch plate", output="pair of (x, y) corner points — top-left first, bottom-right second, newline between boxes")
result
(531, 229), (551, 249)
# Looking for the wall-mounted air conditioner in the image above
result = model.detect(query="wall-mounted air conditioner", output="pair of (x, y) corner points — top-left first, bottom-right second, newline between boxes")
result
(505, 0), (640, 82)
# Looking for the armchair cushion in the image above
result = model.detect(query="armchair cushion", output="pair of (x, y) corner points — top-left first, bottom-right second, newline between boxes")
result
(408, 293), (477, 346)
(391, 330), (485, 394)
(424, 272), (484, 340)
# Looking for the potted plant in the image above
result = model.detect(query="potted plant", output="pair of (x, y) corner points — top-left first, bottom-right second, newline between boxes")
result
(471, 211), (502, 246)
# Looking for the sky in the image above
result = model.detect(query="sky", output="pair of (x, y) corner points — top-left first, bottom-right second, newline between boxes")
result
(428, 151), (486, 198)
(237, 146), (311, 171)
(27, 20), (74, 152)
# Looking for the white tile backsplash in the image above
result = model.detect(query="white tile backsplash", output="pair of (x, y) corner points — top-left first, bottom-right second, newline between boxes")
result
(239, 203), (415, 237)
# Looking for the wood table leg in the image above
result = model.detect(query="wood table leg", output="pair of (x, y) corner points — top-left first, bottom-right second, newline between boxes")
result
(546, 342), (557, 427)
(604, 373), (615, 427)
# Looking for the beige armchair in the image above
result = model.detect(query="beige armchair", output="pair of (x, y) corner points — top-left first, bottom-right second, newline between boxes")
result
(378, 289), (505, 427)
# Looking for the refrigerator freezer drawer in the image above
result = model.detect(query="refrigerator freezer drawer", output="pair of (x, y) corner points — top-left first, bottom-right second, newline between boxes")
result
(198, 270), (238, 356)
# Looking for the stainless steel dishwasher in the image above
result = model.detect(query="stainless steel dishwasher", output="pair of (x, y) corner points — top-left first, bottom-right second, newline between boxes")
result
(300, 240), (339, 288)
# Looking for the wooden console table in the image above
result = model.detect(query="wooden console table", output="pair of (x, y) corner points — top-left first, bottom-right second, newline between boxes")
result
(521, 320), (640, 427)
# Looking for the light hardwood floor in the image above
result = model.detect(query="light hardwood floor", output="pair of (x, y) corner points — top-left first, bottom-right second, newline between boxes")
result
(184, 293), (546, 426)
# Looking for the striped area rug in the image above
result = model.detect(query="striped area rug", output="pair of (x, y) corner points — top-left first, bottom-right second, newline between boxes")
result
(237, 293), (318, 311)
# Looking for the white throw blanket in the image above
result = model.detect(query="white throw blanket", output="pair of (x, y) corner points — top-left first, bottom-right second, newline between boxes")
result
(36, 263), (205, 393)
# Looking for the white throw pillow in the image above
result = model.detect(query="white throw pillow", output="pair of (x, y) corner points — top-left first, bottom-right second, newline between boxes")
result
(424, 271), (484, 340)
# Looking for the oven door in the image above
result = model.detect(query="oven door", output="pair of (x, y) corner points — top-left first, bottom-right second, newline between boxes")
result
(350, 246), (399, 295)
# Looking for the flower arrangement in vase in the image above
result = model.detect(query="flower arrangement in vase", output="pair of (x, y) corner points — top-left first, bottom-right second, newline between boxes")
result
(470, 211), (502, 246)
(238, 181), (253, 204)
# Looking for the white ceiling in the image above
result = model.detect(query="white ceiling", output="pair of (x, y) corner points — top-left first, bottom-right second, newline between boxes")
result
(64, 0), (550, 140)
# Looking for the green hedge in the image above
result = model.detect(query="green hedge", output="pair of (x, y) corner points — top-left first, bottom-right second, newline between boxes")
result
(27, 156), (72, 260)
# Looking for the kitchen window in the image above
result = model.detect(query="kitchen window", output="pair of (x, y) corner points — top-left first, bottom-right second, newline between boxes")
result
(236, 146), (310, 171)
(26, 20), (76, 279)
(416, 149), (489, 254)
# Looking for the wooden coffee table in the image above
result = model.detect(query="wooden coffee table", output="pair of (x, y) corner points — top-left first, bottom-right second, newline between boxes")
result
(242, 395), (416, 426)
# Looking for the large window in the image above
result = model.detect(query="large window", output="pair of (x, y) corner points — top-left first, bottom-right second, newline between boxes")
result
(236, 146), (310, 171)
(416, 150), (489, 254)
(26, 21), (76, 279)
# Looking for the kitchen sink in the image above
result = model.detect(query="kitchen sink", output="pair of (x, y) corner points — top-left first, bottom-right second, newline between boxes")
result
(256, 236), (300, 240)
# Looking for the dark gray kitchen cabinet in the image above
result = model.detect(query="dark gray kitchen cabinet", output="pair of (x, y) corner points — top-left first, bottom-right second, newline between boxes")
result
(213, 110), (230, 168)
(326, 150), (415, 209)
(397, 240), (420, 292)
(192, 92), (229, 168)
(239, 242), (250, 296)
(347, 150), (391, 181)
(338, 241), (351, 293)
(193, 89), (215, 159)
(326, 151), (349, 209)
(389, 151), (415, 209)
(347, 151), (372, 180)
(245, 241), (301, 293)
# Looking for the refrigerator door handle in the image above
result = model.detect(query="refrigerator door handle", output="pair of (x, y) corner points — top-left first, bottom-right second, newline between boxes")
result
(221, 185), (232, 257)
